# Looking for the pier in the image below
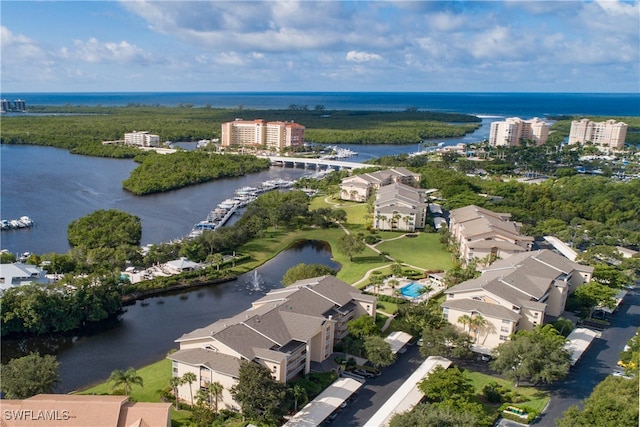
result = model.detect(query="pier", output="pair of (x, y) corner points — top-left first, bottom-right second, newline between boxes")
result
(259, 155), (376, 171)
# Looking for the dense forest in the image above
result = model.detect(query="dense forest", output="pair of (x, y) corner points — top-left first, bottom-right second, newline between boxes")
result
(122, 151), (271, 195)
(0, 105), (481, 153)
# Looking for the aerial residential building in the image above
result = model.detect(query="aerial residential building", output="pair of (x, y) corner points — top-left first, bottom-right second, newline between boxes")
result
(0, 394), (171, 427)
(220, 119), (305, 151)
(568, 118), (627, 150)
(373, 182), (428, 232)
(0, 263), (50, 291)
(448, 205), (533, 263)
(168, 276), (376, 411)
(1, 99), (27, 112)
(339, 167), (421, 202)
(124, 131), (160, 147)
(488, 117), (549, 147)
(442, 249), (593, 352)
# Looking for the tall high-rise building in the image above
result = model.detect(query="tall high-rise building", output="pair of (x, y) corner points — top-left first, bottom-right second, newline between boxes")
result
(489, 117), (549, 147)
(568, 118), (627, 150)
(221, 119), (305, 151)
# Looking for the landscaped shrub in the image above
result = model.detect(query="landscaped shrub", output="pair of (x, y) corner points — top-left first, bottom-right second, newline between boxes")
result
(364, 235), (381, 244)
(482, 381), (503, 403)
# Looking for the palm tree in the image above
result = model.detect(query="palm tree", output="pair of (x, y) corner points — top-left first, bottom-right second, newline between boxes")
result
(402, 215), (412, 231)
(292, 384), (307, 412)
(181, 372), (197, 406)
(469, 314), (488, 343)
(170, 376), (182, 409)
(108, 367), (143, 396)
(209, 381), (224, 414)
(457, 314), (472, 333)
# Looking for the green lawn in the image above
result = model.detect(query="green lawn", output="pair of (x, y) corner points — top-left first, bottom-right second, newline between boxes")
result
(464, 370), (550, 413)
(375, 233), (453, 271)
(78, 358), (172, 402)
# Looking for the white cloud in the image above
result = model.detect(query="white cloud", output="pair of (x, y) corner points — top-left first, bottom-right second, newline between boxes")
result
(346, 51), (382, 63)
(68, 38), (154, 64)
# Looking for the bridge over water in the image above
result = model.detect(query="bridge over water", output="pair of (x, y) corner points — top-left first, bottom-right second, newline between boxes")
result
(259, 155), (377, 170)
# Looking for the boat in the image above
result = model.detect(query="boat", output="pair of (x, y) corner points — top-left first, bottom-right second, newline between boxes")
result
(18, 216), (33, 227)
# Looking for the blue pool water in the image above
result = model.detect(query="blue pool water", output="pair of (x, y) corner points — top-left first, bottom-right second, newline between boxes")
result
(400, 282), (425, 299)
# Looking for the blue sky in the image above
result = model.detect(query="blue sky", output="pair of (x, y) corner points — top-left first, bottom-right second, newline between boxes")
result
(2, 1), (639, 93)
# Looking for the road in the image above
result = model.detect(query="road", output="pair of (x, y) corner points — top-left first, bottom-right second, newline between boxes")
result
(331, 344), (425, 426)
(330, 286), (639, 426)
(536, 285), (640, 426)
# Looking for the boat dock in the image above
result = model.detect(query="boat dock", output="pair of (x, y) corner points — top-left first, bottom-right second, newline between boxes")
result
(187, 178), (295, 239)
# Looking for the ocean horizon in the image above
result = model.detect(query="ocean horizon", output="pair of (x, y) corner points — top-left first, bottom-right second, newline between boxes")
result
(1, 91), (638, 117)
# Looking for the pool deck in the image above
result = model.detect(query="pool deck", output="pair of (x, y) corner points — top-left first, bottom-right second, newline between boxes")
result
(366, 277), (445, 303)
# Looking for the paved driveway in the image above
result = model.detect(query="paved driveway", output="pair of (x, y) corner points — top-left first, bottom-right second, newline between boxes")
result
(327, 287), (639, 426)
(536, 286), (639, 426)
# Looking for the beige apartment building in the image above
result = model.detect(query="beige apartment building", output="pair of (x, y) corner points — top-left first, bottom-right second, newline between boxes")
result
(373, 182), (428, 232)
(568, 118), (627, 150)
(339, 167), (421, 202)
(442, 250), (593, 352)
(489, 117), (549, 147)
(168, 276), (376, 411)
(123, 131), (160, 147)
(220, 119), (305, 151)
(448, 205), (534, 264)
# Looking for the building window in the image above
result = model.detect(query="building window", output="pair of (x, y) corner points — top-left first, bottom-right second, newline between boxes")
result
(172, 361), (178, 375)
(500, 335), (508, 341)
(501, 326), (510, 333)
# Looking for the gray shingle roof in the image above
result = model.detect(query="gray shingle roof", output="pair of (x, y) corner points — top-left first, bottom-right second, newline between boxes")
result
(442, 298), (521, 322)
(168, 348), (242, 377)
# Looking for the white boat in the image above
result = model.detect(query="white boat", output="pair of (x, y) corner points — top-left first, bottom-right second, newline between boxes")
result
(18, 216), (33, 227)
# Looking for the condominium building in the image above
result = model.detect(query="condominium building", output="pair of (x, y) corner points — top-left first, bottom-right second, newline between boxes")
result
(124, 131), (160, 147)
(373, 182), (428, 232)
(1, 99), (27, 112)
(169, 275), (376, 411)
(489, 117), (549, 147)
(568, 118), (627, 150)
(220, 119), (305, 151)
(339, 167), (421, 202)
(448, 205), (533, 263)
(442, 250), (593, 352)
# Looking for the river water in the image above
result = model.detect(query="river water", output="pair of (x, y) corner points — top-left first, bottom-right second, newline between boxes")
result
(0, 119), (490, 392)
(1, 240), (339, 393)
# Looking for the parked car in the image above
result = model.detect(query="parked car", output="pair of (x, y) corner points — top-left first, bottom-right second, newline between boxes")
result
(612, 369), (634, 380)
(353, 368), (378, 378)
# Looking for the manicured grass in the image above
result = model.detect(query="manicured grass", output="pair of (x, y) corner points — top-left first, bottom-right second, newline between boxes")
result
(78, 358), (172, 402)
(375, 232), (453, 271)
(377, 300), (400, 315)
(464, 370), (550, 413)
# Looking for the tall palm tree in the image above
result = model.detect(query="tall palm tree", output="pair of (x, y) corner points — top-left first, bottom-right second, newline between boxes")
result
(181, 372), (197, 406)
(108, 367), (143, 396)
(457, 314), (472, 333)
(170, 376), (181, 409)
(209, 381), (224, 414)
(469, 314), (488, 343)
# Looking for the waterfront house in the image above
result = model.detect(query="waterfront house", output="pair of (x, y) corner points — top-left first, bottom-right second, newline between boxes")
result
(168, 275), (376, 410)
(0, 263), (50, 291)
(442, 249), (594, 352)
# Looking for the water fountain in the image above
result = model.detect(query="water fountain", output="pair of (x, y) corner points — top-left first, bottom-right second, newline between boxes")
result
(248, 270), (263, 293)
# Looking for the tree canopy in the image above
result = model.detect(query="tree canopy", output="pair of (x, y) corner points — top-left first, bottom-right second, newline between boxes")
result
(68, 209), (141, 249)
(363, 335), (396, 368)
(230, 361), (287, 424)
(557, 376), (639, 427)
(490, 325), (571, 387)
(0, 352), (61, 399)
(281, 263), (337, 286)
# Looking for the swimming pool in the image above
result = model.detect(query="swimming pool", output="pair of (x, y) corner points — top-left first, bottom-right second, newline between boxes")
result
(400, 282), (425, 299)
